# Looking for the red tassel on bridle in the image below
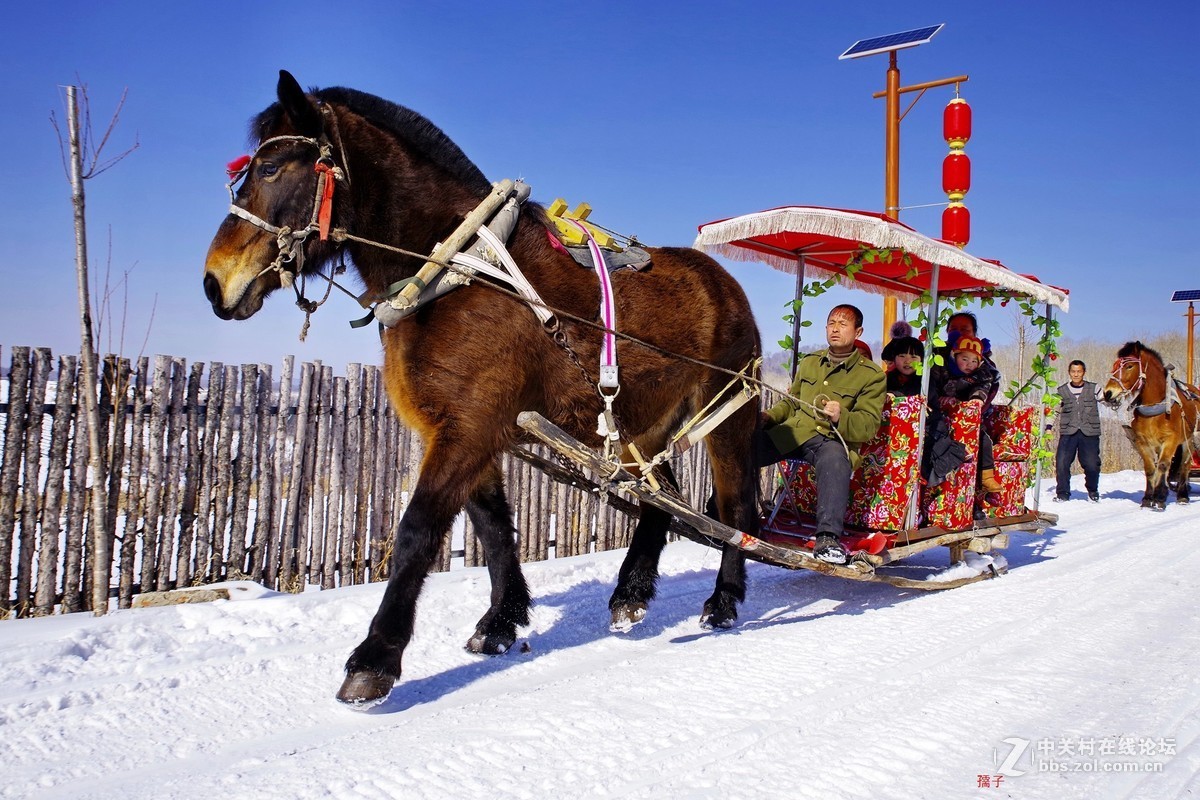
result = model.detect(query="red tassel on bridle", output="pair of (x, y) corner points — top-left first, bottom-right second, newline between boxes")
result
(314, 162), (337, 240)
(226, 154), (251, 180)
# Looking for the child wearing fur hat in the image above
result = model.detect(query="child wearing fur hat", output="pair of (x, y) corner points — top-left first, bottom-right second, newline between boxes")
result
(929, 332), (1003, 494)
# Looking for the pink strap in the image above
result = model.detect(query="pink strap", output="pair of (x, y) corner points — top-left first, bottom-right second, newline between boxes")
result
(565, 220), (618, 390)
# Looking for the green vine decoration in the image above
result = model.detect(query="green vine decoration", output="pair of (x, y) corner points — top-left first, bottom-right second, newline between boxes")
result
(776, 252), (1065, 487)
(778, 246), (908, 373)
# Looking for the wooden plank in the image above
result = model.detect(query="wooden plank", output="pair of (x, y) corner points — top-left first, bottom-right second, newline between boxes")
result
(61, 397), (90, 614)
(228, 364), (258, 576)
(298, 366), (327, 587)
(191, 362), (224, 586)
(368, 371), (390, 581)
(0, 346), (31, 615)
(118, 358), (150, 607)
(311, 367), (334, 587)
(176, 362), (204, 588)
(354, 365), (374, 584)
(211, 364), (240, 580)
(155, 359), (188, 590)
(280, 361), (313, 591)
(14, 348), (52, 616)
(339, 366), (361, 585)
(326, 376), (347, 589)
(102, 357), (132, 597)
(266, 356), (294, 590)
(33, 355), (78, 616)
(248, 363), (274, 582)
(140, 356), (171, 591)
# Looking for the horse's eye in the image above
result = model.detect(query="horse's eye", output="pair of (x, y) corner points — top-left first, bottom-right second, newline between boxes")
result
(259, 162), (279, 178)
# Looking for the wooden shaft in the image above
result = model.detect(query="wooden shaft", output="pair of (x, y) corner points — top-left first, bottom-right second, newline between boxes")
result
(393, 179), (516, 308)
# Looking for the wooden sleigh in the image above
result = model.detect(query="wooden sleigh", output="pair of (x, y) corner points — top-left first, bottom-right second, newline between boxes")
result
(519, 396), (1055, 591)
(520, 206), (1069, 590)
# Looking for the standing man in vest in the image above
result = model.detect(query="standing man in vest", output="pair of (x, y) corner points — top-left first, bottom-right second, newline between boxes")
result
(1054, 360), (1103, 502)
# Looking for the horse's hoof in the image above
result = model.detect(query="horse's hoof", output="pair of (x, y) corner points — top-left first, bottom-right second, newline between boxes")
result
(466, 631), (515, 655)
(610, 603), (647, 632)
(336, 670), (395, 709)
(699, 601), (738, 630)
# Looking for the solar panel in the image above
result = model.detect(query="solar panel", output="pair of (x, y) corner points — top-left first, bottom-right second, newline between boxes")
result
(1171, 289), (1200, 302)
(839, 24), (944, 60)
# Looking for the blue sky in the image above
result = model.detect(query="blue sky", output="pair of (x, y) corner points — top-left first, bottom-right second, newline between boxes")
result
(2, 1), (1197, 372)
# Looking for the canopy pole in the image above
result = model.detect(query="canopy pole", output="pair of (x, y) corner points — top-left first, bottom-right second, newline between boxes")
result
(1029, 302), (1054, 514)
(790, 254), (806, 382)
(904, 264), (941, 531)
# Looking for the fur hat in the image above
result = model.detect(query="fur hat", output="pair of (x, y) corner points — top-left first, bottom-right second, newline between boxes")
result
(952, 335), (984, 358)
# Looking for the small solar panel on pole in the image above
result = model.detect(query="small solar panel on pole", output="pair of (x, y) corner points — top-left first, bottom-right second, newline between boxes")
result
(1171, 289), (1200, 384)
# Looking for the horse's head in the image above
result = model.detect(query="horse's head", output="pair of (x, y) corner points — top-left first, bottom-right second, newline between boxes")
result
(203, 70), (347, 320)
(1102, 342), (1147, 404)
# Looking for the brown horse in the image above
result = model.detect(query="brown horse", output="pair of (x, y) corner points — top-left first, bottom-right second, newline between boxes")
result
(1101, 341), (1200, 510)
(203, 71), (761, 705)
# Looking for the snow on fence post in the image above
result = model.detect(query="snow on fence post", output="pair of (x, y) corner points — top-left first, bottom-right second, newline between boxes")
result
(265, 356), (294, 589)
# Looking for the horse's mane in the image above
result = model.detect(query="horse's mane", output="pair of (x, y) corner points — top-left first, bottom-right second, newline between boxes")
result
(252, 85), (491, 195)
(1117, 340), (1164, 363)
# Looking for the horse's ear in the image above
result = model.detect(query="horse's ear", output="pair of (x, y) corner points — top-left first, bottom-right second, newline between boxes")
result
(277, 70), (323, 137)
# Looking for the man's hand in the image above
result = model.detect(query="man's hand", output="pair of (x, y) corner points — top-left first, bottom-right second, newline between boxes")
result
(822, 399), (842, 423)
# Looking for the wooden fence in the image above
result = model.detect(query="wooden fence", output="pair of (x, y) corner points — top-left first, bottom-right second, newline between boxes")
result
(0, 345), (715, 619)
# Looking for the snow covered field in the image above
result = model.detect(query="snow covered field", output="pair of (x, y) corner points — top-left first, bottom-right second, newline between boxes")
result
(2, 470), (1197, 799)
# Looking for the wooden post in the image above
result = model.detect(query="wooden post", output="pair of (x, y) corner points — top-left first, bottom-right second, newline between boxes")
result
(34, 355), (78, 615)
(118, 358), (150, 605)
(0, 346), (31, 615)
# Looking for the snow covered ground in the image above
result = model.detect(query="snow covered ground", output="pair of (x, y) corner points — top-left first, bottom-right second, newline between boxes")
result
(2, 470), (1197, 800)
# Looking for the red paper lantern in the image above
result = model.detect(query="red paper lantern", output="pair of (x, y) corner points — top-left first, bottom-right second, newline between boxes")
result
(942, 203), (970, 247)
(944, 97), (972, 149)
(942, 152), (971, 201)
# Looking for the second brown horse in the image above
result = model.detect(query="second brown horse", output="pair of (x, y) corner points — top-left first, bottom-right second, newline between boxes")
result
(1102, 341), (1200, 509)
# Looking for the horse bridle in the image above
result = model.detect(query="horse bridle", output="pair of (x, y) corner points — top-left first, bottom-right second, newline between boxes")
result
(1108, 356), (1145, 401)
(225, 132), (346, 288)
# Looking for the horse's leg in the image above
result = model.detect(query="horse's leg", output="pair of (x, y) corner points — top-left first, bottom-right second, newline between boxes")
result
(696, 409), (757, 629)
(464, 459), (532, 653)
(1136, 438), (1156, 508)
(1172, 445), (1191, 505)
(1149, 441), (1172, 511)
(337, 440), (491, 706)
(609, 462), (678, 630)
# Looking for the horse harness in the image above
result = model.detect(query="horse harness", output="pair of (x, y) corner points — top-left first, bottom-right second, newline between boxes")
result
(224, 125), (762, 484)
(1109, 356), (1190, 418)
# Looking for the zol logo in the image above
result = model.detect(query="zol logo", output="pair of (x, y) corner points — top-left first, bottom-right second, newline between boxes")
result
(993, 737), (1031, 777)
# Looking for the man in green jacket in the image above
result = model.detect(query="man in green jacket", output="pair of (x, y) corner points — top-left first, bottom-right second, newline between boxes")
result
(761, 304), (886, 564)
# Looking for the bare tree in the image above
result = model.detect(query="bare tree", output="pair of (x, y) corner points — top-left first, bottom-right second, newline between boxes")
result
(55, 83), (138, 615)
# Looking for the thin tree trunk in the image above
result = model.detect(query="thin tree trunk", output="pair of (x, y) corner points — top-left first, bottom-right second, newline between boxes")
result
(0, 346), (31, 616)
(67, 87), (112, 615)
